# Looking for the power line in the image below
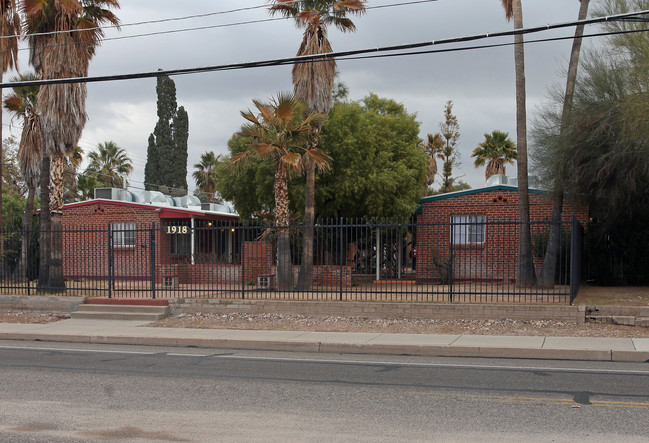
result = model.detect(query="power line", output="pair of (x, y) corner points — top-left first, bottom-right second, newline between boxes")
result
(3, 9), (648, 90)
(7, 0), (436, 52)
(6, 2), (441, 60)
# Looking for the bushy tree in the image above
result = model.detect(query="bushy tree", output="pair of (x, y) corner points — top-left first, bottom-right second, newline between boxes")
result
(217, 94), (427, 221)
(532, 0), (649, 284)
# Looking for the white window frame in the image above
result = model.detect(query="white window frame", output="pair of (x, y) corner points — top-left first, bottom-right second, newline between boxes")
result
(451, 215), (486, 245)
(111, 222), (136, 247)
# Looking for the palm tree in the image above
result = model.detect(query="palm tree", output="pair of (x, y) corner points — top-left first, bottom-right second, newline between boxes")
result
(539, 0), (590, 289)
(232, 93), (328, 290)
(0, 0), (20, 277)
(420, 133), (445, 187)
(193, 151), (222, 202)
(472, 130), (517, 180)
(4, 73), (40, 279)
(25, 0), (120, 290)
(501, 0), (535, 286)
(268, 0), (366, 290)
(63, 145), (84, 202)
(85, 141), (133, 188)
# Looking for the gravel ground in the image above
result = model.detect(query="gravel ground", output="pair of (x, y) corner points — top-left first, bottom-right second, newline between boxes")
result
(0, 311), (69, 324)
(2, 309), (648, 338)
(149, 312), (649, 338)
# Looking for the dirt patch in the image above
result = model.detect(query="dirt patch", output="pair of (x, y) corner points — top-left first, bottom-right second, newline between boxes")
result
(0, 311), (67, 324)
(575, 285), (649, 306)
(150, 312), (649, 338)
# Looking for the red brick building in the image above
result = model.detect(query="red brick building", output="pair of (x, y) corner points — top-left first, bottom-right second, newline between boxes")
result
(61, 190), (240, 284)
(416, 177), (588, 283)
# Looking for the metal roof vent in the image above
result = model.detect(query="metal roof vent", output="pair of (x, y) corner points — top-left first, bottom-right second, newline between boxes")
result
(94, 188), (133, 202)
(485, 175), (507, 186)
(201, 203), (235, 213)
(130, 190), (168, 204)
(171, 195), (201, 208)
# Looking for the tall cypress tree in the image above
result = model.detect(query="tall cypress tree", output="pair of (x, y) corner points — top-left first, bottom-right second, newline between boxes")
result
(144, 75), (189, 194)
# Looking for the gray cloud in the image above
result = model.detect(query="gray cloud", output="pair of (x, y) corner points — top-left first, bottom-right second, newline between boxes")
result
(6, 0), (602, 193)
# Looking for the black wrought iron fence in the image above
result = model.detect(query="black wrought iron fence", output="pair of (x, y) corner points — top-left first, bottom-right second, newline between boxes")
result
(0, 217), (584, 304)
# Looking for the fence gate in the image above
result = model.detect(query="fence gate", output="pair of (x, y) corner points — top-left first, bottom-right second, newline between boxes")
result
(108, 222), (157, 299)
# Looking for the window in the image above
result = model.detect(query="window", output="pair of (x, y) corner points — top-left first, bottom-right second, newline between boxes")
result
(451, 215), (485, 244)
(111, 222), (136, 247)
(167, 223), (192, 256)
(170, 232), (192, 256)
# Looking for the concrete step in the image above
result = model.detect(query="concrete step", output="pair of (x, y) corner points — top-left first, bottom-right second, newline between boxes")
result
(71, 304), (169, 321)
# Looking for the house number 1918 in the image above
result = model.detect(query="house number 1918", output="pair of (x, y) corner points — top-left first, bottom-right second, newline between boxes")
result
(165, 225), (189, 234)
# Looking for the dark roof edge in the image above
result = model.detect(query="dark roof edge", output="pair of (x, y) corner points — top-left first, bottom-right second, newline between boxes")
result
(419, 185), (547, 204)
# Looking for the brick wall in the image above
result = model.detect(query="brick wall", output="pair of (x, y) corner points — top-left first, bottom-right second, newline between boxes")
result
(417, 189), (588, 282)
(170, 299), (586, 322)
(62, 202), (160, 281)
(0, 296), (84, 313)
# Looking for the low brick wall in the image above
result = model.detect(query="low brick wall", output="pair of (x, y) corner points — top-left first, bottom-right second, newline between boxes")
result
(170, 299), (586, 322)
(587, 306), (649, 317)
(0, 296), (85, 313)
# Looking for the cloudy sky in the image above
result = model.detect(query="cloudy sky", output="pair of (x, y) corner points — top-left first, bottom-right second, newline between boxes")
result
(6, 0), (607, 193)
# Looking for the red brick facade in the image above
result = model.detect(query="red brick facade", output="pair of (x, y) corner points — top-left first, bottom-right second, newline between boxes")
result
(60, 200), (351, 288)
(61, 200), (239, 284)
(416, 186), (588, 282)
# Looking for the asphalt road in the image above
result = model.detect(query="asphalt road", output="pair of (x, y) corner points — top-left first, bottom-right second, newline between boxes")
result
(1, 340), (648, 442)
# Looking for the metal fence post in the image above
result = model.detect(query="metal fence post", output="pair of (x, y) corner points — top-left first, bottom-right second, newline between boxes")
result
(107, 224), (113, 299)
(570, 215), (584, 305)
(241, 225), (246, 300)
(150, 222), (156, 300)
(339, 217), (344, 301)
(448, 218), (454, 303)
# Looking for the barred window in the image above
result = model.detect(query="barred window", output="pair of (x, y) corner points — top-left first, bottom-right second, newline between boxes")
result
(167, 222), (192, 256)
(111, 222), (136, 247)
(170, 232), (192, 256)
(451, 215), (486, 244)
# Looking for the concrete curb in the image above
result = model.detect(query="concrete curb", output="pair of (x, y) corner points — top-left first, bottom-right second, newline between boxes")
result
(2, 329), (647, 363)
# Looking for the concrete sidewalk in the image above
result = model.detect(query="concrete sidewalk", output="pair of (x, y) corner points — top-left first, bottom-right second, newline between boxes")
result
(1, 319), (648, 362)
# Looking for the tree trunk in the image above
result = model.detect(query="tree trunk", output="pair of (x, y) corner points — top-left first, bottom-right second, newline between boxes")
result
(274, 163), (293, 290)
(14, 186), (35, 280)
(512, 0), (536, 287)
(539, 0), (589, 289)
(296, 160), (315, 290)
(48, 154), (66, 291)
(38, 155), (51, 290)
(0, 83), (5, 279)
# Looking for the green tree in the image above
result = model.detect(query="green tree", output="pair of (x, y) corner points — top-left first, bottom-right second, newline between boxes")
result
(316, 94), (427, 219)
(231, 93), (327, 290)
(193, 151), (222, 203)
(532, 0), (649, 285)
(538, 0), (590, 289)
(501, 0), (535, 286)
(85, 141), (133, 188)
(269, 0), (366, 290)
(145, 75), (189, 195)
(218, 94), (427, 221)
(76, 173), (97, 201)
(437, 101), (461, 193)
(26, 0), (121, 291)
(472, 130), (517, 180)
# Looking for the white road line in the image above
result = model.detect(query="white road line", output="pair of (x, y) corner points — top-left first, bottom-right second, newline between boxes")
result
(1, 344), (648, 375)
